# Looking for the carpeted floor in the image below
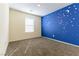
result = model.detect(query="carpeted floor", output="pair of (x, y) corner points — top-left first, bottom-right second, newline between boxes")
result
(5, 37), (79, 56)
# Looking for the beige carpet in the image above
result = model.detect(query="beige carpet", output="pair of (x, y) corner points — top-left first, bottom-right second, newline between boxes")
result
(5, 37), (79, 56)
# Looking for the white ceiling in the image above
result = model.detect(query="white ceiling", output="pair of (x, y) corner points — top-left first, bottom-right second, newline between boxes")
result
(9, 3), (71, 16)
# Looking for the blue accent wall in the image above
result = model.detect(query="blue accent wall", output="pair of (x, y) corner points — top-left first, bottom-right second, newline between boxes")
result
(42, 3), (79, 45)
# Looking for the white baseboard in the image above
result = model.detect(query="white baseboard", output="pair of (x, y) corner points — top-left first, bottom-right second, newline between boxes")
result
(43, 36), (79, 48)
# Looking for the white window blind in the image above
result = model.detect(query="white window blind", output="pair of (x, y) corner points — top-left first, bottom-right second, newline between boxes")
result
(25, 18), (34, 32)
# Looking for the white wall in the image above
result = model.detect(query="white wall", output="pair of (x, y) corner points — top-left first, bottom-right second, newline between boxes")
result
(0, 4), (9, 55)
(9, 9), (41, 42)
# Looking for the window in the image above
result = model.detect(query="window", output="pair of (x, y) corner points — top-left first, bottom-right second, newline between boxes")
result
(25, 18), (34, 32)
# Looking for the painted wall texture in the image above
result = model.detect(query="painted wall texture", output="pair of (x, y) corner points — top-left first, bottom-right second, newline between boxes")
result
(9, 9), (41, 42)
(42, 3), (79, 45)
(0, 4), (9, 55)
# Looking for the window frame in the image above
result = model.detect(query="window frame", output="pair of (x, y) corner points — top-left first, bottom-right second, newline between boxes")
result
(25, 17), (35, 32)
